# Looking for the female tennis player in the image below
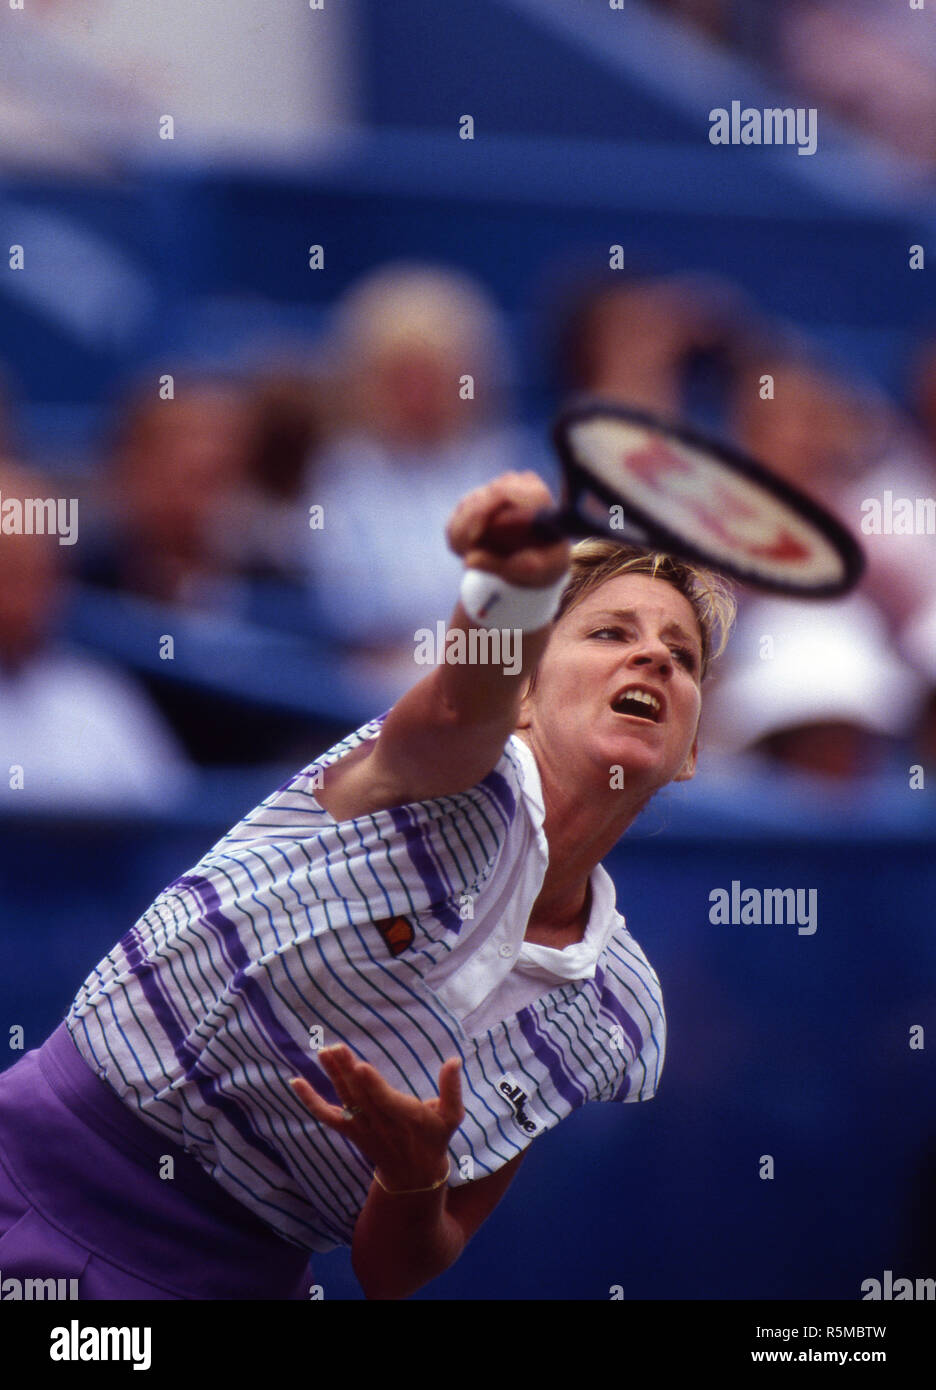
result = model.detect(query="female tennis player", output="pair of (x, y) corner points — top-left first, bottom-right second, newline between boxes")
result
(0, 470), (734, 1300)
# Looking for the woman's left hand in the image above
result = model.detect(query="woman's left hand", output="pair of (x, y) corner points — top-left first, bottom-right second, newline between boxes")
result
(289, 1045), (464, 1192)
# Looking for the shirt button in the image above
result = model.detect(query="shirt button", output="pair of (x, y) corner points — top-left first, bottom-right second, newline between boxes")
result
(498, 943), (514, 959)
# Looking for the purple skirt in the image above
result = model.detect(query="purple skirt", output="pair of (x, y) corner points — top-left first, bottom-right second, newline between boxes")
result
(0, 1023), (314, 1299)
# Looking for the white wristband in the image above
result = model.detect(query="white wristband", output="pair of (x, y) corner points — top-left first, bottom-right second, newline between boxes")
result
(459, 567), (568, 632)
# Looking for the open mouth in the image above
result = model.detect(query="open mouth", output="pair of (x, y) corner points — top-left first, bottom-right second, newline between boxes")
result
(610, 685), (664, 723)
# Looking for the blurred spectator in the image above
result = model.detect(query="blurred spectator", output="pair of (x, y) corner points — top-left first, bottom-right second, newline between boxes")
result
(704, 594), (925, 781)
(644, 0), (936, 178)
(240, 369), (326, 581)
(839, 428), (936, 633)
(779, 1), (936, 173)
(828, 341), (936, 632)
(82, 377), (254, 612)
(300, 262), (550, 696)
(554, 271), (749, 420)
(0, 461), (190, 810)
(731, 352), (883, 511)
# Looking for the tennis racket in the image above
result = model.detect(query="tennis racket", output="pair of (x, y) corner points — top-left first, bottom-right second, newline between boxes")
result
(482, 400), (864, 597)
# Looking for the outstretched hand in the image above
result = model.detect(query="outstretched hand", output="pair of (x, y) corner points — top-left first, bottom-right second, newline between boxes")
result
(289, 1045), (464, 1193)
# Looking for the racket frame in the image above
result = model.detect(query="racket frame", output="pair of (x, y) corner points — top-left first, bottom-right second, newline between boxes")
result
(551, 397), (865, 598)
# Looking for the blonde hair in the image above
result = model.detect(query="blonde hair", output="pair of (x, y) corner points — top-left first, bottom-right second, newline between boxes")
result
(335, 262), (504, 369)
(548, 539), (736, 681)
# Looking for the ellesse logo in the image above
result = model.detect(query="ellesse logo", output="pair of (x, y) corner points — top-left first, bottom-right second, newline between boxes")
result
(374, 915), (414, 957)
(497, 1072), (544, 1136)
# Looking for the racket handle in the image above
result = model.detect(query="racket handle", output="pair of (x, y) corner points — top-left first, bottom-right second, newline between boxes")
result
(477, 507), (567, 555)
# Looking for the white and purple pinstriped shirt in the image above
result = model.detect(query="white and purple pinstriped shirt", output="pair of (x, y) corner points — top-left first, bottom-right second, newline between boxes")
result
(66, 716), (666, 1252)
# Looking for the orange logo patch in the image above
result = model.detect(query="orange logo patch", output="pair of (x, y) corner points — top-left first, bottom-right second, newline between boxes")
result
(375, 915), (414, 957)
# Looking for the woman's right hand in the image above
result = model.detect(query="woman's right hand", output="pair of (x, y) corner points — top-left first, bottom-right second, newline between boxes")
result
(313, 473), (569, 825)
(445, 471), (571, 589)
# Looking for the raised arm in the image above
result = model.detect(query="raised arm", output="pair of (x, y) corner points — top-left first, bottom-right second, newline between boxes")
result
(315, 471), (571, 823)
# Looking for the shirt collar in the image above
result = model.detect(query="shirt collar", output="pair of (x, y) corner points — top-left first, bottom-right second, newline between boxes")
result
(507, 737), (622, 982)
(507, 733), (546, 825)
(516, 863), (620, 982)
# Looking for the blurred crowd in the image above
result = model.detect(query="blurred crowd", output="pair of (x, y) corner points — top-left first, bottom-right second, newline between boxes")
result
(1, 258), (935, 808)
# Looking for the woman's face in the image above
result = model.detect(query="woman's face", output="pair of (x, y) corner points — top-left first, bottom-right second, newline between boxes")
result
(520, 572), (704, 794)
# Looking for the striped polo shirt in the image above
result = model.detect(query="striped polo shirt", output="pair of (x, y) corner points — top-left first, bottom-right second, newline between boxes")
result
(66, 715), (666, 1253)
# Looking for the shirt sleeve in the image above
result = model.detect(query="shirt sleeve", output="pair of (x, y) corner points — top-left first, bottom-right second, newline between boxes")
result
(218, 718), (527, 931)
(597, 929), (667, 1104)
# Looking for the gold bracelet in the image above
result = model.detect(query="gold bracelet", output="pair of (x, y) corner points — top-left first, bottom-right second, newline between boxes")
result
(373, 1156), (451, 1195)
